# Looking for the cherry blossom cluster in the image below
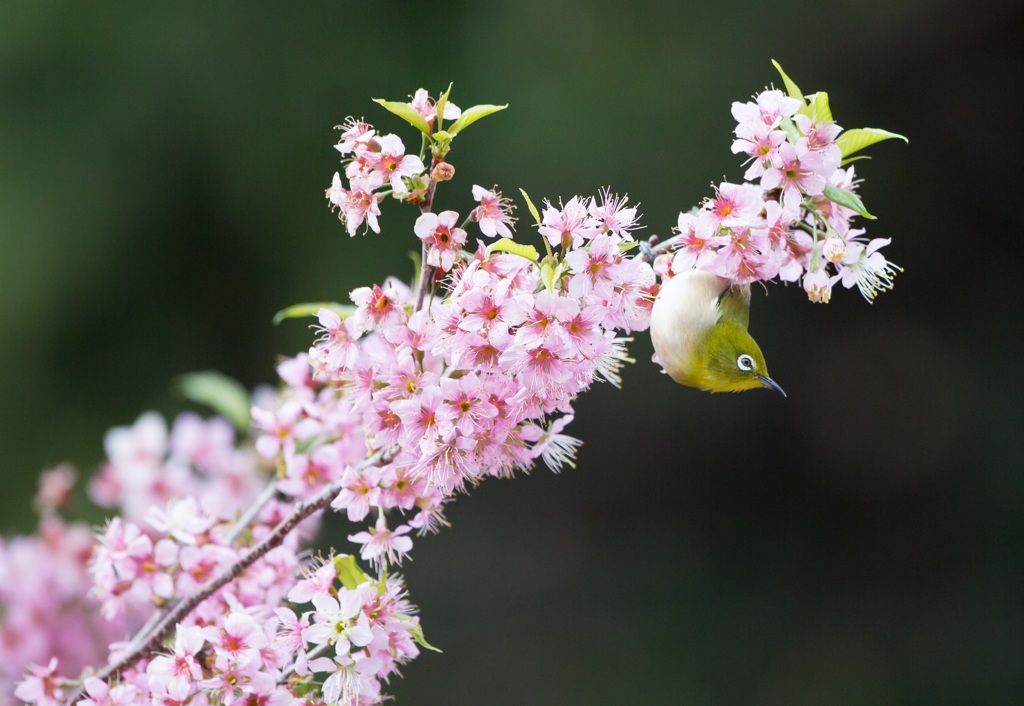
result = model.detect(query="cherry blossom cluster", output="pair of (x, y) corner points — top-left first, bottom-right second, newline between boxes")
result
(252, 188), (656, 570)
(325, 89), (462, 236)
(7, 411), (426, 706)
(653, 73), (903, 303)
(1, 468), (133, 706)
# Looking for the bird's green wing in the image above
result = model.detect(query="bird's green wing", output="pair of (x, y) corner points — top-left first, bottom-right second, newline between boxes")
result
(717, 283), (751, 330)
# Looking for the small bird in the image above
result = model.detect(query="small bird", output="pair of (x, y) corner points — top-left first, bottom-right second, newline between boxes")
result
(650, 269), (785, 395)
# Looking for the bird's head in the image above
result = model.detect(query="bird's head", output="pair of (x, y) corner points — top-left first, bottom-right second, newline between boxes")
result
(696, 318), (785, 395)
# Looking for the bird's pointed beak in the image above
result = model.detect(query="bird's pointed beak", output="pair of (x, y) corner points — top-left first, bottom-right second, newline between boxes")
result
(758, 375), (786, 397)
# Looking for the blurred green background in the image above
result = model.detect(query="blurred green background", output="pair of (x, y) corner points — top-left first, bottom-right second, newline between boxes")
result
(2, 1), (1021, 703)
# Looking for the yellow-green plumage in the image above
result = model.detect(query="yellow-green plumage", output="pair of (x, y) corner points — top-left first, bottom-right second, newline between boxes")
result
(650, 269), (784, 395)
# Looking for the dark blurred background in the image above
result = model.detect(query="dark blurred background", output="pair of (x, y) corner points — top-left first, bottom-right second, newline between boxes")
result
(2, 1), (1021, 703)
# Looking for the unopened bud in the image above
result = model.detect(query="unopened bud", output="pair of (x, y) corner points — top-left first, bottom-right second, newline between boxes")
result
(431, 162), (456, 181)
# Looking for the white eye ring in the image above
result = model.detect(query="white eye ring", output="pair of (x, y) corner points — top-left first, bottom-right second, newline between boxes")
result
(737, 354), (755, 372)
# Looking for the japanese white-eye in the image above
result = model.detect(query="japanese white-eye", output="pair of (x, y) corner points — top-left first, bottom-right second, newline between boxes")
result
(650, 269), (785, 395)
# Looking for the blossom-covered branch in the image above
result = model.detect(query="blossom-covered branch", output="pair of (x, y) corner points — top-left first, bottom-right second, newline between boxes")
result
(2, 64), (904, 706)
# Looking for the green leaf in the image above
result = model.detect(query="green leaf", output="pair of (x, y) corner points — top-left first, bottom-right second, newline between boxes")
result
(394, 614), (443, 653)
(175, 371), (251, 430)
(823, 184), (876, 220)
(779, 116), (801, 144)
(434, 83), (453, 131)
(835, 127), (909, 159)
(334, 555), (372, 591)
(486, 238), (538, 262)
(839, 154), (873, 166)
(771, 59), (804, 102)
(617, 240), (640, 253)
(805, 91), (832, 124)
(408, 250), (422, 287)
(295, 434), (327, 456)
(518, 188), (542, 225)
(447, 104), (508, 136)
(273, 302), (353, 326)
(373, 98), (432, 135)
(539, 258), (568, 293)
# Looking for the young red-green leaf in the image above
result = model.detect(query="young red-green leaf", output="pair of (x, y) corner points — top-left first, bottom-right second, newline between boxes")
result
(836, 127), (909, 159)
(486, 237), (538, 262)
(373, 98), (432, 136)
(334, 554), (373, 591)
(447, 104), (508, 136)
(518, 188), (542, 225)
(175, 371), (251, 430)
(823, 184), (876, 220)
(771, 59), (804, 102)
(273, 302), (354, 326)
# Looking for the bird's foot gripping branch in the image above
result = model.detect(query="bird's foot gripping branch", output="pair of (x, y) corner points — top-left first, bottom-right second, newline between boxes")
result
(4, 63), (904, 706)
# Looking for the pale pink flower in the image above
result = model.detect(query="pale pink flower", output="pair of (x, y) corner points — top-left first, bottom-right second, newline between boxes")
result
(334, 118), (376, 157)
(273, 607), (311, 676)
(146, 496), (212, 545)
(538, 196), (601, 249)
(588, 189), (640, 238)
(761, 140), (827, 206)
(821, 236), (847, 264)
(77, 677), (139, 706)
(146, 624), (206, 700)
(436, 373), (498, 436)
(731, 120), (787, 180)
(705, 182), (764, 229)
(409, 88), (461, 124)
(669, 210), (724, 271)
(367, 134), (424, 194)
(15, 658), (63, 706)
(794, 113), (842, 173)
(470, 185), (515, 238)
(710, 226), (773, 284)
(337, 175), (383, 236)
(33, 464), (76, 515)
(415, 210), (467, 272)
(176, 542), (236, 595)
(803, 268), (834, 303)
(331, 464), (383, 522)
(203, 612), (267, 669)
(511, 290), (576, 351)
(392, 384), (448, 453)
(566, 233), (623, 300)
(168, 413), (235, 473)
(521, 415), (582, 472)
(835, 236), (901, 302)
(349, 282), (408, 332)
(348, 516), (414, 569)
(103, 412), (167, 471)
(287, 561), (337, 604)
(307, 590), (374, 655)
(731, 89), (801, 134)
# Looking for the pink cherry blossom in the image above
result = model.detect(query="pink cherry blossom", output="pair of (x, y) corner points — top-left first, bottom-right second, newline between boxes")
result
(471, 185), (515, 238)
(414, 210), (468, 272)
(348, 516), (414, 569)
(538, 196), (601, 249)
(366, 134), (424, 194)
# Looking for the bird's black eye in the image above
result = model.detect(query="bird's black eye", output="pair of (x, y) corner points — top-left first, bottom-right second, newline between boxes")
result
(737, 354), (754, 372)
